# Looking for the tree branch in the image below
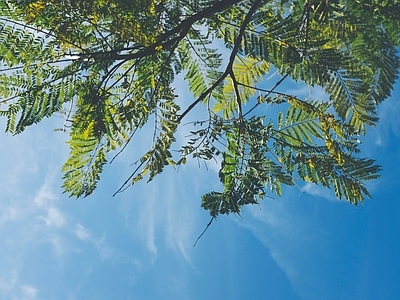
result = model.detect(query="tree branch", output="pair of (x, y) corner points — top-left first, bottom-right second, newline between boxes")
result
(177, 0), (263, 122)
(76, 0), (245, 63)
(193, 217), (214, 247)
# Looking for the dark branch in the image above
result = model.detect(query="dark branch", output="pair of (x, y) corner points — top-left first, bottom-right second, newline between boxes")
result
(74, 0), (245, 63)
(178, 0), (263, 122)
(243, 74), (289, 117)
(193, 217), (214, 247)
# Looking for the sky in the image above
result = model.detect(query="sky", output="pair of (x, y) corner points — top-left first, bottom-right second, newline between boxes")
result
(1, 69), (400, 300)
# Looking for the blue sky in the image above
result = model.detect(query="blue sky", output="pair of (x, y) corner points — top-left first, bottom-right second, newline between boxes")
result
(1, 70), (400, 300)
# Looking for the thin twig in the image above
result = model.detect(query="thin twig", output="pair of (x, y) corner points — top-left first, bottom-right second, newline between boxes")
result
(178, 0), (262, 122)
(193, 218), (214, 247)
(109, 116), (144, 164)
(243, 74), (289, 117)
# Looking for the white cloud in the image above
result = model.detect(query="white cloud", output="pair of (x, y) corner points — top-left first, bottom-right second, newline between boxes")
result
(302, 182), (337, 202)
(49, 235), (65, 258)
(374, 135), (383, 146)
(0, 137), (39, 186)
(136, 193), (158, 256)
(269, 249), (299, 282)
(118, 165), (206, 267)
(38, 207), (66, 228)
(33, 180), (57, 208)
(74, 223), (113, 260)
(0, 168), (67, 232)
(32, 175), (67, 229)
(132, 169), (202, 265)
(0, 166), (71, 298)
(21, 285), (38, 300)
(282, 79), (329, 101)
(94, 235), (113, 260)
(234, 196), (329, 299)
(0, 271), (39, 300)
(0, 118), (68, 190)
(0, 206), (20, 225)
(367, 85), (400, 148)
(75, 223), (90, 241)
(236, 216), (300, 290)
(164, 187), (195, 266)
(0, 270), (18, 294)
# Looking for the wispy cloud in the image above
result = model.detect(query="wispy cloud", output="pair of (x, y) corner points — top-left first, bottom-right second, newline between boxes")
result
(0, 206), (20, 225)
(94, 235), (113, 260)
(135, 190), (158, 257)
(0, 271), (38, 300)
(21, 285), (38, 300)
(0, 169), (67, 234)
(234, 194), (329, 299)
(302, 182), (337, 202)
(38, 207), (66, 228)
(164, 181), (196, 266)
(74, 223), (113, 260)
(75, 223), (90, 241)
(366, 85), (400, 149)
(286, 83), (328, 101)
(0, 137), (39, 186)
(33, 178), (58, 208)
(0, 270), (18, 295)
(32, 173), (67, 232)
(0, 162), (70, 297)
(0, 167), (67, 235)
(49, 235), (66, 258)
(119, 166), (205, 266)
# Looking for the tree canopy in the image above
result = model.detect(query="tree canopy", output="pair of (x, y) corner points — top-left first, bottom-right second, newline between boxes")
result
(0, 0), (399, 217)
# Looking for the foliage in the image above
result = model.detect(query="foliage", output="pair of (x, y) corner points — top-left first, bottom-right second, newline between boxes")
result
(0, 0), (398, 217)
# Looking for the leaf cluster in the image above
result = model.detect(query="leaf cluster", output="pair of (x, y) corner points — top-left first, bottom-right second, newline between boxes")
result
(0, 0), (398, 217)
